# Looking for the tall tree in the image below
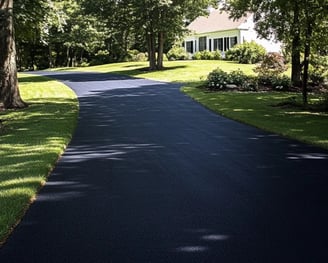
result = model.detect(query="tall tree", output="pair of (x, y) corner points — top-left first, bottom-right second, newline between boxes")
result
(223, 0), (328, 105)
(133, 0), (217, 70)
(0, 0), (27, 109)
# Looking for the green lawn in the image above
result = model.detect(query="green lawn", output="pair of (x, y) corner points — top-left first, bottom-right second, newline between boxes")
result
(54, 60), (327, 149)
(182, 87), (328, 149)
(53, 60), (256, 83)
(0, 74), (78, 244)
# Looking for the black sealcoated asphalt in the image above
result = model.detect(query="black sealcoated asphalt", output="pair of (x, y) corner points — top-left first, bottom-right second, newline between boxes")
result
(1, 72), (328, 262)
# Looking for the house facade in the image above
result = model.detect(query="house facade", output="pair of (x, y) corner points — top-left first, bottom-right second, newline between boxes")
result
(184, 10), (281, 54)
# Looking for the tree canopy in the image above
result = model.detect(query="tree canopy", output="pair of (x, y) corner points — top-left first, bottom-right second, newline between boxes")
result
(223, 0), (328, 104)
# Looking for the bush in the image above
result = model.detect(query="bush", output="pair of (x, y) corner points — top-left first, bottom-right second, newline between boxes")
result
(270, 75), (291, 90)
(212, 50), (222, 60)
(192, 50), (223, 60)
(167, 46), (189, 61)
(207, 67), (256, 90)
(254, 52), (288, 76)
(227, 69), (248, 86)
(192, 51), (202, 60)
(309, 55), (328, 85)
(127, 49), (148, 62)
(207, 67), (230, 89)
(225, 41), (266, 64)
(90, 50), (110, 65)
(201, 50), (214, 60)
(255, 52), (290, 90)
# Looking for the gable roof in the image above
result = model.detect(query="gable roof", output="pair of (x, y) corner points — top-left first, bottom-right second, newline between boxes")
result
(187, 10), (251, 34)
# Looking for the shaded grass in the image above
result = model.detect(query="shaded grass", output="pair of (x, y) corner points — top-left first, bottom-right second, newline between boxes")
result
(0, 74), (78, 245)
(182, 85), (328, 149)
(52, 60), (256, 83)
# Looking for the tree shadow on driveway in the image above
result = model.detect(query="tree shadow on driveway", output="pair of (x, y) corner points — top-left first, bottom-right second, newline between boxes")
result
(1, 71), (328, 262)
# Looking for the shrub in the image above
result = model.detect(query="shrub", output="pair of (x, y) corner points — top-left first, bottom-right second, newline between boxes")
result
(225, 41), (266, 64)
(242, 75), (259, 91)
(309, 55), (328, 85)
(254, 52), (290, 90)
(200, 50), (214, 60)
(192, 51), (202, 60)
(167, 46), (189, 61)
(192, 50), (211, 60)
(254, 52), (288, 76)
(207, 67), (256, 90)
(270, 75), (291, 90)
(207, 67), (229, 89)
(135, 52), (148, 62)
(227, 69), (248, 86)
(212, 50), (222, 60)
(193, 50), (220, 60)
(90, 50), (110, 65)
(127, 49), (148, 62)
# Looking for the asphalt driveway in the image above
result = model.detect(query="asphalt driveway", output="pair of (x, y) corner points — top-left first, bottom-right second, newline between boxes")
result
(1, 72), (328, 262)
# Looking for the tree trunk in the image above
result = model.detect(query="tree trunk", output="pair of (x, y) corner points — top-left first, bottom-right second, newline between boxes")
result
(0, 0), (27, 109)
(157, 31), (164, 70)
(302, 8), (314, 106)
(147, 32), (156, 71)
(48, 44), (53, 68)
(66, 46), (71, 67)
(291, 1), (302, 87)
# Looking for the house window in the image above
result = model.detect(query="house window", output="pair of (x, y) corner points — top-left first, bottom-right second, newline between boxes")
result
(199, 37), (207, 51)
(213, 38), (223, 51)
(224, 37), (230, 51)
(230, 36), (238, 47)
(186, 41), (194, 53)
(209, 39), (212, 51)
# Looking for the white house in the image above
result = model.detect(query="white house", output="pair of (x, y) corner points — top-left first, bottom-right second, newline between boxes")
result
(184, 9), (281, 54)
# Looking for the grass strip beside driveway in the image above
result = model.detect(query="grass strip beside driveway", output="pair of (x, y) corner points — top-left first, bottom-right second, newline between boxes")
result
(0, 74), (78, 244)
(182, 85), (328, 149)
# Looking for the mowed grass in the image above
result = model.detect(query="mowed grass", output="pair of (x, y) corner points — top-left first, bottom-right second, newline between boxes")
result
(0, 74), (78, 244)
(182, 87), (328, 149)
(52, 60), (256, 83)
(54, 60), (327, 149)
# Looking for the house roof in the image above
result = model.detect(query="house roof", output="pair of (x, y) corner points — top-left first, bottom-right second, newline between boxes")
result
(187, 9), (251, 34)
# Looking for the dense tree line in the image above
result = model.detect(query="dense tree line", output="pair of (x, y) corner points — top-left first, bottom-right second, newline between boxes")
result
(1, 0), (216, 108)
(223, 0), (328, 104)
(13, 0), (217, 71)
(1, 0), (327, 108)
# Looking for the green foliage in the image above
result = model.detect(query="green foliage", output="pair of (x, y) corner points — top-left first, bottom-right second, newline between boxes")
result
(254, 52), (291, 90)
(228, 69), (249, 86)
(254, 52), (288, 75)
(269, 75), (291, 90)
(126, 50), (148, 62)
(212, 50), (223, 60)
(309, 55), (328, 85)
(192, 51), (202, 60)
(192, 50), (222, 60)
(207, 67), (257, 90)
(90, 50), (110, 66)
(207, 67), (229, 89)
(167, 46), (189, 61)
(225, 41), (266, 64)
(254, 52), (290, 90)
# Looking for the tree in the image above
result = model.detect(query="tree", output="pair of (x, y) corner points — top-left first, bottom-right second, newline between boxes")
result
(81, 0), (135, 62)
(0, 0), (27, 109)
(133, 0), (217, 70)
(223, 0), (328, 105)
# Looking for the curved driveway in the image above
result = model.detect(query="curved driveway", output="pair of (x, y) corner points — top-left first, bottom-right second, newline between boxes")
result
(1, 72), (328, 262)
